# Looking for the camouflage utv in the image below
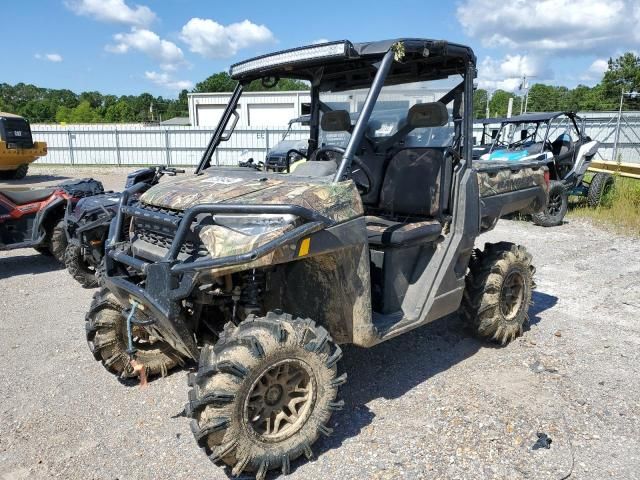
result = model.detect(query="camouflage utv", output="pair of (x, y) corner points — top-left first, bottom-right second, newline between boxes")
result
(86, 39), (549, 478)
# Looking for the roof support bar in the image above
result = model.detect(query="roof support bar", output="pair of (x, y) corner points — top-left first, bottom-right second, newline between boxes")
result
(334, 49), (395, 182)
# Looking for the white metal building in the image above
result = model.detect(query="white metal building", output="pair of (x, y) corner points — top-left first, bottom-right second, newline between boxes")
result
(188, 91), (311, 128)
(187, 89), (451, 128)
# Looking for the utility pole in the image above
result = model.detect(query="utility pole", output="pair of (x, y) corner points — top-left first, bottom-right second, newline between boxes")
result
(486, 89), (491, 118)
(612, 90), (639, 162)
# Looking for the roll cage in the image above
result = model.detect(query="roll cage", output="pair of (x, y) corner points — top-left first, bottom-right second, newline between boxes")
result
(195, 39), (477, 178)
(487, 111), (586, 153)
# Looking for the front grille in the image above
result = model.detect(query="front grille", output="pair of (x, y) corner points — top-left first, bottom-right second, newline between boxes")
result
(133, 204), (207, 257)
(266, 155), (286, 166)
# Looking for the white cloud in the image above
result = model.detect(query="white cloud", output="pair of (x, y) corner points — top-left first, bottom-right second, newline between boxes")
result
(457, 0), (638, 55)
(478, 54), (550, 91)
(180, 18), (275, 59)
(65, 0), (155, 27)
(106, 28), (185, 70)
(580, 58), (609, 82)
(312, 38), (330, 45)
(145, 71), (193, 91)
(35, 53), (63, 62)
(588, 58), (609, 76)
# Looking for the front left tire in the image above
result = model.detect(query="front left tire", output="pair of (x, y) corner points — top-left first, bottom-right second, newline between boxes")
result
(186, 312), (345, 480)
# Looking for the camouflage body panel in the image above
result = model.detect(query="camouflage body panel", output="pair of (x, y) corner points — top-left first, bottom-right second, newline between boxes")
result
(474, 163), (548, 198)
(140, 172), (363, 223)
(138, 170), (363, 276)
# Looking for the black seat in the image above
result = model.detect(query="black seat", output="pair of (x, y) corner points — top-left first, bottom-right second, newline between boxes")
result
(551, 134), (572, 157)
(1, 188), (55, 205)
(366, 148), (446, 247)
(365, 216), (442, 246)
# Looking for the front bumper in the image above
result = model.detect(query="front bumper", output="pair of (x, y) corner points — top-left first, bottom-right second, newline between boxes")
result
(103, 185), (332, 359)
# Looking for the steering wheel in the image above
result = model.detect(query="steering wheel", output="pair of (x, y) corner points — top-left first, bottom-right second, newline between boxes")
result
(309, 146), (374, 194)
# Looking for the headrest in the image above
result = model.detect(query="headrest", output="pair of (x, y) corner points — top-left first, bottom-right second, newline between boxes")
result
(407, 102), (449, 128)
(321, 110), (351, 132)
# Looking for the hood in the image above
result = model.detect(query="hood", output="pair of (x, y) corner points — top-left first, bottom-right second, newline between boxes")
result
(267, 139), (308, 156)
(139, 169), (363, 223)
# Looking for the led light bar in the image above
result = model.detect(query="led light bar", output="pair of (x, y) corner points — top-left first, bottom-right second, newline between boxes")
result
(230, 41), (350, 77)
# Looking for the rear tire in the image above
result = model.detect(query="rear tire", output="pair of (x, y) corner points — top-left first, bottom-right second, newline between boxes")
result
(85, 288), (180, 379)
(532, 180), (568, 227)
(186, 313), (345, 480)
(587, 172), (614, 208)
(460, 242), (535, 345)
(65, 245), (99, 288)
(49, 219), (67, 263)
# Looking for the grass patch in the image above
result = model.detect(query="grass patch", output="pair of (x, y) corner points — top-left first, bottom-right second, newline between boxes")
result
(570, 173), (640, 236)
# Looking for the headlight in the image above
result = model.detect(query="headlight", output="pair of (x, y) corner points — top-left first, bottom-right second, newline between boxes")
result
(213, 214), (296, 236)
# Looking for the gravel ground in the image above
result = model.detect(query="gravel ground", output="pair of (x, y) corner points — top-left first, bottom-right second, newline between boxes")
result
(1, 167), (639, 479)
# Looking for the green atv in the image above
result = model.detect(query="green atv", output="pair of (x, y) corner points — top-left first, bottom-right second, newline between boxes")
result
(86, 39), (549, 478)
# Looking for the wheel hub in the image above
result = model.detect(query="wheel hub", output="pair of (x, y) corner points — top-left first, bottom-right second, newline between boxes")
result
(548, 193), (562, 215)
(500, 270), (525, 320)
(245, 359), (315, 442)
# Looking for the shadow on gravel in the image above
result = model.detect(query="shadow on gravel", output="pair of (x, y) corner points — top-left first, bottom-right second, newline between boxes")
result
(0, 173), (71, 186)
(0, 253), (63, 280)
(529, 291), (558, 328)
(277, 314), (480, 476)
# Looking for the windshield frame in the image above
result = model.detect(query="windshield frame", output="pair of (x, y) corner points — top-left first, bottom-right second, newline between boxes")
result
(196, 46), (476, 177)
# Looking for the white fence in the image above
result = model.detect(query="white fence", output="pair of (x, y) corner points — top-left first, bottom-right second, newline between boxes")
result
(32, 124), (309, 167)
(31, 111), (640, 166)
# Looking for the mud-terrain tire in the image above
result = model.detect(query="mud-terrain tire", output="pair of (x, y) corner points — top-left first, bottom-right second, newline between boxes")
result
(532, 180), (568, 227)
(65, 245), (99, 288)
(587, 172), (614, 208)
(186, 313), (345, 480)
(85, 288), (180, 379)
(49, 219), (68, 263)
(460, 242), (535, 345)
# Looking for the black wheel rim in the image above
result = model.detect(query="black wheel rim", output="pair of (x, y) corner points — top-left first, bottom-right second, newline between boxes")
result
(500, 270), (525, 320)
(547, 192), (563, 216)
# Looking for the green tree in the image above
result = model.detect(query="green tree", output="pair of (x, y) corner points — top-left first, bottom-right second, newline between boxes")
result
(194, 72), (237, 93)
(488, 90), (522, 117)
(602, 53), (640, 97)
(526, 84), (571, 112)
(473, 88), (488, 119)
(601, 52), (640, 110)
(104, 100), (134, 122)
(66, 100), (102, 123)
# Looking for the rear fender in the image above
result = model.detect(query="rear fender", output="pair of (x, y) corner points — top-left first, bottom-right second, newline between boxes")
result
(566, 140), (599, 182)
(33, 197), (67, 243)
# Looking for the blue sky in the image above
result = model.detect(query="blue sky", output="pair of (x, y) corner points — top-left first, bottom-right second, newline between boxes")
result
(3, 0), (637, 97)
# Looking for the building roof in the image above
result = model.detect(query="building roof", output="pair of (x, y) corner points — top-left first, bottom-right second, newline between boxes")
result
(0, 112), (24, 119)
(160, 116), (191, 126)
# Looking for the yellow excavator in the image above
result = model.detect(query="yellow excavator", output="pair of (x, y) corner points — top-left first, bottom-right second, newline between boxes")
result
(0, 112), (47, 179)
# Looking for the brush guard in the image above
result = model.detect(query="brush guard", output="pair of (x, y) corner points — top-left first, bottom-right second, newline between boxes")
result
(102, 184), (332, 359)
